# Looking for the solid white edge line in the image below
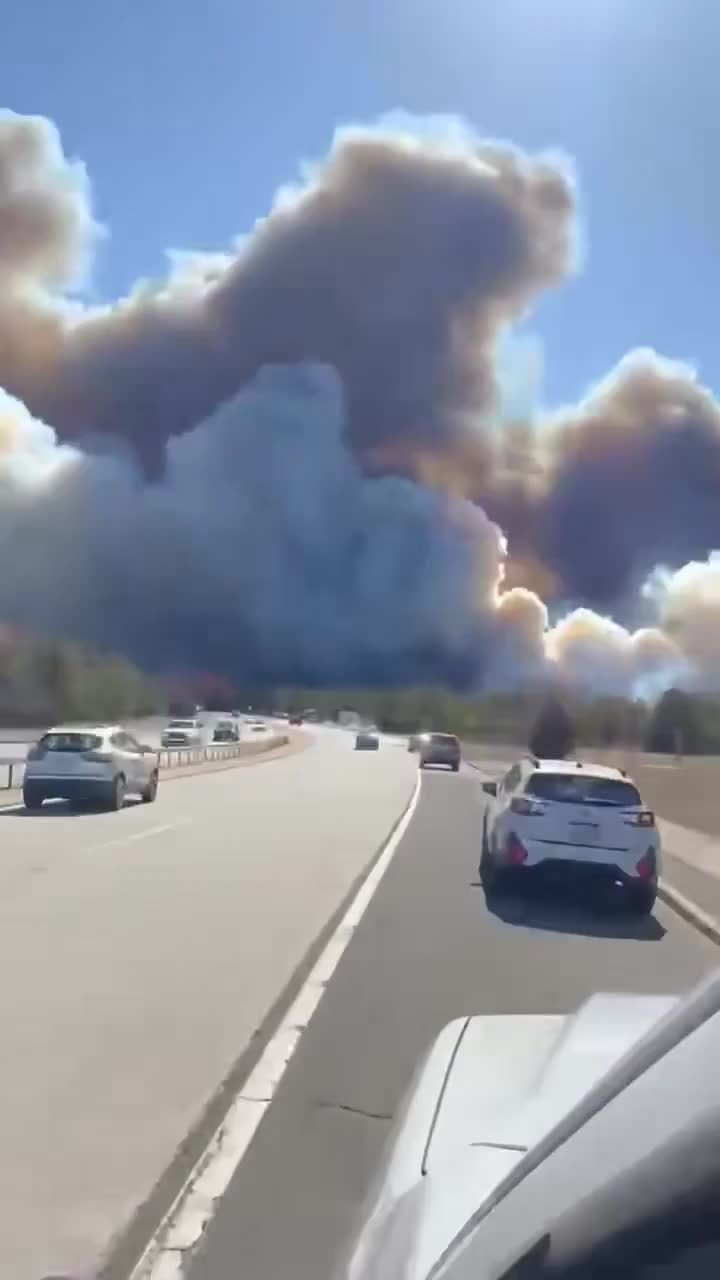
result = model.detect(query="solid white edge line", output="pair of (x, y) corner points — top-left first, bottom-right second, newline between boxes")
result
(130, 771), (423, 1280)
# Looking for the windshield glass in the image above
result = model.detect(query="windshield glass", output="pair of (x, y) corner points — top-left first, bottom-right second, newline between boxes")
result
(526, 774), (642, 807)
(168, 720), (195, 729)
(430, 734), (458, 745)
(40, 732), (102, 753)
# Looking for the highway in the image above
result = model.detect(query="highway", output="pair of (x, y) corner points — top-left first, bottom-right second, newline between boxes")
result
(0, 724), (415, 1280)
(181, 754), (716, 1280)
(0, 732), (715, 1279)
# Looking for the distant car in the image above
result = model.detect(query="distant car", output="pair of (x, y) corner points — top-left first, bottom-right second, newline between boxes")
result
(419, 732), (461, 771)
(23, 725), (159, 811)
(355, 730), (380, 751)
(231, 709), (242, 718)
(161, 718), (202, 747)
(407, 734), (422, 752)
(289, 713), (304, 726)
(213, 720), (240, 743)
(479, 756), (660, 914)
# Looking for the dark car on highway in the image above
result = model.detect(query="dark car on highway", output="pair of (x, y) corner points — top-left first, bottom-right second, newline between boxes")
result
(213, 720), (240, 743)
(419, 732), (461, 771)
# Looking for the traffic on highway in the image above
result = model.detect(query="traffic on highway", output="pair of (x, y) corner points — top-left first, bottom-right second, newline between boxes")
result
(0, 717), (717, 1280)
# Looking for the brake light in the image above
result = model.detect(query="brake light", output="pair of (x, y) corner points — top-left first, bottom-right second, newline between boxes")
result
(505, 833), (528, 865)
(511, 796), (544, 817)
(625, 810), (655, 828)
(635, 848), (656, 880)
(83, 751), (112, 763)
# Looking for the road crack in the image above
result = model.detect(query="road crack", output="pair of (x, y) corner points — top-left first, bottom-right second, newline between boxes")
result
(317, 1100), (392, 1122)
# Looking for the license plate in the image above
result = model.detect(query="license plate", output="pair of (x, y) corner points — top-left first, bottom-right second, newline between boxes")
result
(571, 823), (599, 845)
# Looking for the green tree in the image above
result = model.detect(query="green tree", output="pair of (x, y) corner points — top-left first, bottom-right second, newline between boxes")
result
(645, 688), (705, 755)
(528, 696), (575, 760)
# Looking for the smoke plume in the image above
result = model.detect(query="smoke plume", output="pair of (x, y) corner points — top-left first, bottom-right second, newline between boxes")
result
(0, 111), (576, 477)
(0, 108), (719, 694)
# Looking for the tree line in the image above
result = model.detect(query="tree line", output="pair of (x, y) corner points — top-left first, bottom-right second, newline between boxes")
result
(2, 624), (718, 756)
(273, 685), (720, 756)
(0, 626), (164, 726)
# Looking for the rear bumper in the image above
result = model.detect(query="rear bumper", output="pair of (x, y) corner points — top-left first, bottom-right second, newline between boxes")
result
(24, 776), (113, 800)
(502, 859), (657, 894)
(420, 754), (461, 767)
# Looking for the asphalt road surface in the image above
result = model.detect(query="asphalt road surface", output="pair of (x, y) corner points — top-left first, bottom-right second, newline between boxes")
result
(0, 726), (415, 1280)
(185, 759), (717, 1280)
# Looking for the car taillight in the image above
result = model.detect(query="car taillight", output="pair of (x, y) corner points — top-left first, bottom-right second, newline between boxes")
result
(625, 810), (655, 828)
(505, 833), (528, 865)
(83, 751), (112, 763)
(635, 848), (656, 880)
(27, 746), (46, 761)
(510, 796), (544, 817)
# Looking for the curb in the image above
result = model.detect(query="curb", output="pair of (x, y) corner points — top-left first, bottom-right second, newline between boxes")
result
(657, 880), (720, 946)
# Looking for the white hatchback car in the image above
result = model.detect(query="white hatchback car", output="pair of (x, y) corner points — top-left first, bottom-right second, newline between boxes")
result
(479, 756), (660, 914)
(23, 725), (160, 811)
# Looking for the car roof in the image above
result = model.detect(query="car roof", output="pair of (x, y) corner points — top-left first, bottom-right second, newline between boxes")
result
(526, 757), (633, 782)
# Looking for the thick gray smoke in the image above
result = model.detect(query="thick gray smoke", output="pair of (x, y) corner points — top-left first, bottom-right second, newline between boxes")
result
(2, 369), (719, 693)
(0, 109), (719, 693)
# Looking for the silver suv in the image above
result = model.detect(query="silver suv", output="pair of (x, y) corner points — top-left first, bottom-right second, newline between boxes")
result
(23, 725), (160, 811)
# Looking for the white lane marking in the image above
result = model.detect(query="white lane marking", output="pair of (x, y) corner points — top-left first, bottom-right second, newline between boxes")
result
(130, 773), (422, 1280)
(90, 821), (186, 853)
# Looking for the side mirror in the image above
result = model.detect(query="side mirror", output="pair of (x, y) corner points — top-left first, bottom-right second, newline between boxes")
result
(482, 781), (497, 797)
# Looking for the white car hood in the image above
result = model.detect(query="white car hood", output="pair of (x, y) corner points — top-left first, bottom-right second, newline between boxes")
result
(341, 993), (675, 1280)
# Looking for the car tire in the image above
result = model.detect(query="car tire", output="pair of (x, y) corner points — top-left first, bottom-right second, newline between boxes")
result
(142, 771), (159, 804)
(628, 883), (656, 916)
(107, 775), (126, 812)
(23, 786), (44, 811)
(452, 762), (460, 772)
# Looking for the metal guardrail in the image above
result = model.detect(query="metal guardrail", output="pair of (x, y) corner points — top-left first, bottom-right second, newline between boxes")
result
(0, 734), (290, 793)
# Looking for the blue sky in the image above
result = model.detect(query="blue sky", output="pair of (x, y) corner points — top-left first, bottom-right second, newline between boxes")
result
(2, 0), (718, 409)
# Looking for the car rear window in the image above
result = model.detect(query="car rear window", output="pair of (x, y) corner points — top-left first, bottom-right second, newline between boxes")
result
(430, 734), (459, 745)
(526, 773), (642, 807)
(40, 732), (103, 753)
(168, 720), (195, 728)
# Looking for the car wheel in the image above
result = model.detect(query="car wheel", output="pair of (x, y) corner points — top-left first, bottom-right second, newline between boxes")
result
(142, 771), (159, 804)
(628, 883), (656, 916)
(452, 762), (460, 772)
(107, 775), (126, 812)
(23, 786), (44, 811)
